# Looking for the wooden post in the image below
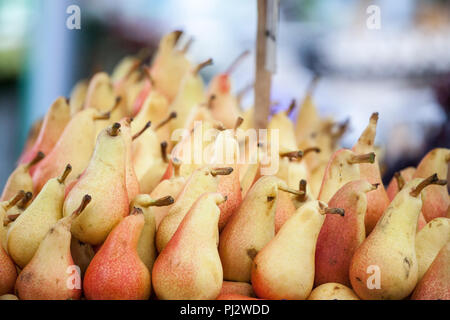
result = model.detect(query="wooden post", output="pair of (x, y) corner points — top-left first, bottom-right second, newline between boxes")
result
(254, 0), (279, 130)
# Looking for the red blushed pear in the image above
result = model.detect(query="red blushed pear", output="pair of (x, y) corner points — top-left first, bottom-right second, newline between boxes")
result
(206, 51), (249, 128)
(15, 195), (91, 300)
(318, 148), (376, 203)
(0, 246), (16, 296)
(386, 167), (416, 201)
(18, 97), (70, 168)
(352, 113), (390, 234)
(315, 180), (376, 287)
(349, 174), (446, 300)
(411, 241), (450, 300)
(64, 123), (129, 245)
(152, 193), (226, 300)
(412, 148), (450, 222)
(131, 76), (152, 116)
(219, 281), (255, 298)
(84, 207), (151, 300)
(1, 151), (44, 202)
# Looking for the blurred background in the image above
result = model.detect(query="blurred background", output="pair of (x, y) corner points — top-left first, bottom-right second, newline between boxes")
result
(0, 0), (449, 186)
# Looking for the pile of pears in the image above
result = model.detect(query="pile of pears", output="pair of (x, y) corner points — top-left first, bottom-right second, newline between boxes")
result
(0, 31), (448, 301)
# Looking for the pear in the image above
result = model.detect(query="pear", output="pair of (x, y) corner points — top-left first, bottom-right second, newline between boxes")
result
(3, 191), (33, 227)
(150, 30), (191, 102)
(7, 164), (72, 268)
(295, 75), (321, 144)
(64, 123), (129, 245)
(251, 201), (344, 300)
(308, 283), (359, 300)
(219, 281), (255, 298)
(267, 99), (298, 154)
(415, 217), (450, 280)
(349, 174), (446, 300)
(69, 79), (88, 116)
(152, 193), (226, 300)
(386, 167), (415, 201)
(318, 149), (375, 203)
(15, 195), (91, 300)
(0, 245), (16, 296)
(315, 180), (375, 287)
(0, 294), (18, 300)
(169, 59), (211, 133)
(412, 148), (450, 221)
(0, 152), (44, 202)
(32, 108), (104, 193)
(83, 207), (151, 300)
(411, 241), (450, 300)
(0, 191), (26, 249)
(219, 176), (285, 282)
(150, 177), (186, 228)
(18, 96), (70, 167)
(156, 166), (232, 252)
(130, 195), (174, 272)
(83, 72), (116, 113)
(131, 90), (169, 137)
(352, 113), (390, 234)
(119, 118), (140, 200)
(206, 51), (248, 128)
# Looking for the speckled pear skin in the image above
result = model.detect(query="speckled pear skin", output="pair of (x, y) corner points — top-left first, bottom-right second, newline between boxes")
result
(0, 246), (16, 296)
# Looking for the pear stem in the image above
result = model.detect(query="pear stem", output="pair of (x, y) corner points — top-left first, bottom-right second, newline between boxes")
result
(322, 207), (345, 216)
(5, 190), (25, 210)
(210, 167), (233, 177)
(17, 192), (32, 210)
(130, 207), (143, 216)
(160, 142), (168, 163)
(172, 157), (181, 176)
(303, 147), (321, 155)
(57, 164), (72, 184)
(140, 195), (175, 208)
(71, 194), (92, 218)
(172, 30), (183, 46)
(234, 116), (244, 130)
(370, 112), (379, 124)
(181, 37), (194, 54)
(155, 112), (177, 130)
(446, 153), (450, 163)
(394, 172), (405, 190)
(410, 174), (447, 197)
(280, 150), (303, 159)
(371, 183), (380, 190)
(132, 121), (151, 140)
(107, 123), (121, 136)
(193, 58), (213, 75)
(279, 186), (305, 197)
(225, 50), (250, 75)
(26, 151), (45, 170)
(207, 95), (216, 109)
(143, 68), (155, 86)
(297, 179), (307, 202)
(285, 99), (296, 117)
(348, 152), (376, 165)
(93, 112), (111, 121)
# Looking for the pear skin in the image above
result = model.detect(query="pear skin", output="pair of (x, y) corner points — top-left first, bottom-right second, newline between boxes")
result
(219, 281), (255, 298)
(352, 113), (390, 234)
(267, 109), (297, 154)
(412, 148), (450, 221)
(83, 72), (116, 113)
(274, 189), (296, 233)
(150, 177), (186, 228)
(119, 118), (140, 200)
(64, 123), (129, 245)
(156, 166), (228, 252)
(251, 201), (334, 300)
(69, 79), (88, 116)
(386, 167), (416, 201)
(132, 91), (169, 136)
(7, 165), (72, 268)
(295, 76), (320, 144)
(415, 217), (450, 280)
(0, 246), (16, 296)
(308, 283), (359, 300)
(411, 241), (450, 300)
(19, 96), (70, 168)
(219, 176), (284, 282)
(83, 208), (151, 300)
(315, 180), (374, 287)
(349, 176), (442, 299)
(32, 108), (99, 193)
(15, 195), (90, 300)
(152, 193), (225, 300)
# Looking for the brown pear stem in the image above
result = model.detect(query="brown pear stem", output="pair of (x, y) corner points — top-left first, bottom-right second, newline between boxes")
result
(280, 150), (303, 159)
(93, 112), (111, 121)
(57, 164), (72, 184)
(225, 50), (250, 75)
(446, 153), (450, 163)
(181, 37), (194, 54)
(234, 117), (244, 130)
(155, 112), (177, 130)
(172, 157), (181, 176)
(207, 95), (216, 109)
(143, 68), (155, 86)
(17, 192), (33, 210)
(279, 186), (305, 197)
(348, 152), (376, 165)
(172, 30), (183, 46)
(285, 99), (296, 117)
(370, 112), (379, 124)
(140, 195), (175, 208)
(210, 167), (233, 177)
(132, 121), (151, 140)
(297, 179), (307, 202)
(26, 151), (45, 170)
(410, 174), (446, 197)
(160, 142), (168, 163)
(394, 172), (405, 190)
(303, 147), (321, 156)
(107, 123), (121, 136)
(130, 207), (143, 216)
(371, 183), (380, 190)
(5, 190), (25, 210)
(193, 58), (213, 75)
(322, 207), (345, 217)
(71, 194), (92, 218)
